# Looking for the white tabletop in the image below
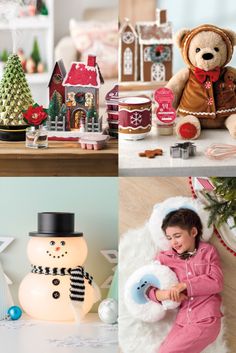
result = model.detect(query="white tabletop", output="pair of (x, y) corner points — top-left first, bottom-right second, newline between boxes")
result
(0, 314), (118, 353)
(119, 125), (236, 176)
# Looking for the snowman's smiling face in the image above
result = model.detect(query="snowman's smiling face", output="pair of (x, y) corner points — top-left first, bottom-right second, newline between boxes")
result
(46, 240), (68, 259)
(27, 236), (88, 268)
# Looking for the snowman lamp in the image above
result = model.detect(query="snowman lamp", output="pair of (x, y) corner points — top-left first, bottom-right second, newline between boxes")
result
(19, 212), (100, 322)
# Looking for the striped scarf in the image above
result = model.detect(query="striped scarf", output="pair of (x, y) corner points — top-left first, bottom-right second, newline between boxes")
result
(31, 265), (93, 302)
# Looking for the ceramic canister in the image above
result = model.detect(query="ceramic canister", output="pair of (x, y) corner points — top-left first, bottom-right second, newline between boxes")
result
(119, 96), (152, 140)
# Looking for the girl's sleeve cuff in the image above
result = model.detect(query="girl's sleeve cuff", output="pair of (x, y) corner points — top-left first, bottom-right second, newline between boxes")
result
(146, 287), (161, 303)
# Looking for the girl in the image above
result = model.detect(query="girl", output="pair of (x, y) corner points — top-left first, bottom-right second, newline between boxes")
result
(147, 208), (223, 353)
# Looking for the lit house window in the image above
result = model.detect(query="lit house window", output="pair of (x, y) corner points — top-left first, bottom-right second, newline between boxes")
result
(152, 63), (165, 81)
(144, 47), (152, 62)
(124, 48), (133, 75)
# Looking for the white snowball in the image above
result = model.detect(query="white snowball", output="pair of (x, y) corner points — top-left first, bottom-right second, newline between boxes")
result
(98, 298), (118, 324)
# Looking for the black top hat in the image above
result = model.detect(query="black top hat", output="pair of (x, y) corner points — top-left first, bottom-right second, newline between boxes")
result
(29, 212), (83, 237)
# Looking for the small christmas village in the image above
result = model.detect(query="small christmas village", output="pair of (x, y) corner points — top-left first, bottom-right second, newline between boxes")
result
(0, 51), (118, 147)
(48, 54), (118, 139)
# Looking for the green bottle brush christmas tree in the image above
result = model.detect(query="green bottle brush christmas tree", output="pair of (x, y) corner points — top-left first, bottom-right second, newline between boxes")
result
(0, 54), (34, 126)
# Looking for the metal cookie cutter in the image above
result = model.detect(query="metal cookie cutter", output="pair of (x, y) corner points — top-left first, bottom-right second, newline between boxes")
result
(170, 142), (196, 159)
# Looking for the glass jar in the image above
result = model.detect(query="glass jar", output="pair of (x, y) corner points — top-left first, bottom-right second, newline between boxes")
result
(157, 123), (174, 136)
(25, 125), (48, 149)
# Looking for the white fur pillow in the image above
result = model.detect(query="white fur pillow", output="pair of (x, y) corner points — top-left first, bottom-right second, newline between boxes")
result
(148, 196), (213, 251)
(124, 262), (180, 323)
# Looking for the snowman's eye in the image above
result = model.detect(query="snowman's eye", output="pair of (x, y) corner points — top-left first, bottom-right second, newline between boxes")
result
(50, 241), (55, 246)
(60, 241), (66, 246)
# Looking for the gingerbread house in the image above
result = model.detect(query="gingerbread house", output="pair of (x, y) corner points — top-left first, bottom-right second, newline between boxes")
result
(119, 9), (173, 83)
(136, 9), (173, 82)
(119, 18), (139, 82)
(48, 59), (67, 103)
(62, 55), (104, 130)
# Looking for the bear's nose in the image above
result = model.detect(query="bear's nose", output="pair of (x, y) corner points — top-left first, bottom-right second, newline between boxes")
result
(202, 53), (214, 60)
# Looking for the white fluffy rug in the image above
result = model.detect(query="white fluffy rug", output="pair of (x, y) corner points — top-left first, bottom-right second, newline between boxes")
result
(119, 197), (228, 353)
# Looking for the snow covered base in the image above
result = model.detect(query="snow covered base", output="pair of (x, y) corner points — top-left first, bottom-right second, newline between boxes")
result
(119, 197), (228, 353)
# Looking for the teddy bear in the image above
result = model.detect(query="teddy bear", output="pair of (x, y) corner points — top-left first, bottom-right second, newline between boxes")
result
(166, 24), (236, 139)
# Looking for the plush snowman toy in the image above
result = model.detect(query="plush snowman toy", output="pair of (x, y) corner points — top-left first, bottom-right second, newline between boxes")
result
(19, 212), (100, 322)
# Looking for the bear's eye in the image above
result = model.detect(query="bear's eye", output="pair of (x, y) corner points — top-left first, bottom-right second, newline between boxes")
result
(195, 48), (201, 53)
(214, 47), (219, 52)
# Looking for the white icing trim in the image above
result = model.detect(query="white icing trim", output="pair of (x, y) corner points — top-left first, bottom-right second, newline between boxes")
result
(119, 124), (152, 130)
(63, 82), (99, 88)
(136, 21), (171, 27)
(140, 44), (144, 81)
(134, 35), (138, 81)
(216, 107), (236, 114)
(119, 108), (151, 113)
(118, 37), (122, 82)
(179, 108), (216, 116)
(119, 29), (138, 82)
(119, 97), (150, 104)
(179, 107), (236, 116)
(119, 21), (138, 38)
(139, 39), (173, 45)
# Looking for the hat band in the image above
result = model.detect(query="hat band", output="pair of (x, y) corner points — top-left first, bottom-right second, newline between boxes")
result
(29, 231), (83, 237)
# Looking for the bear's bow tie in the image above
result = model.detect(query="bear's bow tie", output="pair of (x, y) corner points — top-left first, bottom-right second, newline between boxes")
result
(194, 67), (220, 83)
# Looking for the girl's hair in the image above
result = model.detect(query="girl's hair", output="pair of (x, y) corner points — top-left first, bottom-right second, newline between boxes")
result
(161, 208), (203, 248)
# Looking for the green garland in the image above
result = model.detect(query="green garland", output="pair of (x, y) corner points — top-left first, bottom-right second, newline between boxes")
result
(149, 45), (171, 63)
(204, 177), (236, 228)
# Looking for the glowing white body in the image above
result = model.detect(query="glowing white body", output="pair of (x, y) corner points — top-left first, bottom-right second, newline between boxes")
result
(19, 236), (97, 321)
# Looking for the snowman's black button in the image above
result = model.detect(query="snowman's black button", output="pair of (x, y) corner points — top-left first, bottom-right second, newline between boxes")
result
(52, 278), (60, 286)
(52, 291), (60, 299)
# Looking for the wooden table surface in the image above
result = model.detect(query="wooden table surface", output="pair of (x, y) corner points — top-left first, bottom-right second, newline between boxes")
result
(0, 139), (118, 176)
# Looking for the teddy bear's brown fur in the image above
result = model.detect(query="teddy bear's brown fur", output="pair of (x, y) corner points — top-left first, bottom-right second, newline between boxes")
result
(166, 24), (236, 138)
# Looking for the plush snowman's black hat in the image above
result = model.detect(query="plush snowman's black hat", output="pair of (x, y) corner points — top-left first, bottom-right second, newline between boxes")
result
(29, 212), (83, 237)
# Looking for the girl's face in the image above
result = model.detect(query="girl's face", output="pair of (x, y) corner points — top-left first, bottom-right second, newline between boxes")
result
(165, 226), (197, 254)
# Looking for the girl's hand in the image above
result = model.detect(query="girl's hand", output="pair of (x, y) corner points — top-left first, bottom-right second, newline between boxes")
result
(169, 283), (187, 302)
(179, 293), (188, 302)
(155, 288), (187, 302)
(155, 289), (170, 301)
(171, 282), (187, 293)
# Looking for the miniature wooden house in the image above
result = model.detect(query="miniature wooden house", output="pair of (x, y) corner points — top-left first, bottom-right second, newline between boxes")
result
(136, 9), (173, 82)
(119, 19), (139, 82)
(48, 59), (67, 104)
(62, 55), (103, 131)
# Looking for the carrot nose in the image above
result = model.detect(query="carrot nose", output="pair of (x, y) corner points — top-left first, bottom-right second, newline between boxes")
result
(55, 247), (61, 251)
